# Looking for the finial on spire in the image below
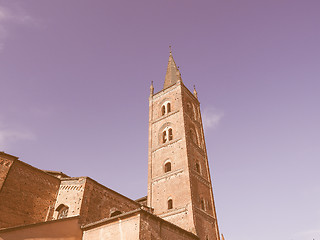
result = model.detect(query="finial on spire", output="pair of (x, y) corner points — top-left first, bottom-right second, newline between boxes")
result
(169, 45), (172, 55)
(150, 81), (154, 96)
(193, 85), (198, 99)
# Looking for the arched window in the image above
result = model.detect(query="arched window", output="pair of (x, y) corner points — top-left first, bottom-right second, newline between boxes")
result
(110, 210), (122, 217)
(162, 128), (173, 144)
(195, 162), (201, 174)
(192, 105), (198, 121)
(168, 199), (173, 210)
(187, 102), (193, 118)
(164, 162), (171, 173)
(168, 128), (173, 141)
(56, 204), (69, 219)
(161, 102), (172, 116)
(167, 103), (171, 113)
(161, 105), (166, 116)
(200, 198), (205, 211)
(162, 131), (167, 143)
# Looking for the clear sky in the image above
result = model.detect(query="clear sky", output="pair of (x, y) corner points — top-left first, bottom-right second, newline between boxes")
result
(0, 1), (319, 239)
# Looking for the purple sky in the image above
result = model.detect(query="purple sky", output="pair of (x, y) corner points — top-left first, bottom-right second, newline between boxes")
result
(1, 1), (320, 239)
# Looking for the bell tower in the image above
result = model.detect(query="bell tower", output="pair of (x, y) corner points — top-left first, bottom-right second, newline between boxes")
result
(147, 50), (220, 240)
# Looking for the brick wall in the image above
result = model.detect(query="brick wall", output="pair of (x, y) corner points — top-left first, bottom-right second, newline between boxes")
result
(0, 159), (60, 228)
(139, 211), (199, 240)
(79, 178), (141, 225)
(0, 153), (15, 191)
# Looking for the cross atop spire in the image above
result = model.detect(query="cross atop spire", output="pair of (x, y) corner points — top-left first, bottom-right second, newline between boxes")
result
(163, 48), (182, 89)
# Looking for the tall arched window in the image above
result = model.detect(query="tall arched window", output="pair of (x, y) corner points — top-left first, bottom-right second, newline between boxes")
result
(187, 102), (193, 118)
(161, 105), (166, 116)
(162, 131), (167, 143)
(190, 129), (198, 145)
(200, 198), (205, 211)
(192, 104), (198, 121)
(195, 162), (201, 174)
(167, 103), (171, 113)
(164, 161), (171, 173)
(168, 199), (173, 210)
(168, 128), (173, 141)
(162, 128), (173, 144)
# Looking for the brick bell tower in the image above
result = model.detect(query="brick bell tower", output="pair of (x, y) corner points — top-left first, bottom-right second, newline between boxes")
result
(147, 49), (220, 240)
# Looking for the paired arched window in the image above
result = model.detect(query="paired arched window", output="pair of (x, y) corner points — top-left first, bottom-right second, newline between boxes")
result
(168, 199), (173, 210)
(162, 128), (173, 143)
(110, 210), (122, 217)
(164, 161), (171, 173)
(161, 102), (172, 116)
(56, 204), (69, 219)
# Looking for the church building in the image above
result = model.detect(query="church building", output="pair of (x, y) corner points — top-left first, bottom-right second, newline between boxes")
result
(0, 51), (221, 240)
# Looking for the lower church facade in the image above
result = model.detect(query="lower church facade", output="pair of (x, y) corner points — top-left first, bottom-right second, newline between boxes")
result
(0, 52), (221, 240)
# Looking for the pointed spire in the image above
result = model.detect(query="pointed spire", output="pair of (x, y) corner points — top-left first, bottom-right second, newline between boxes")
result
(193, 85), (198, 99)
(150, 81), (154, 96)
(163, 46), (182, 89)
(221, 234), (225, 240)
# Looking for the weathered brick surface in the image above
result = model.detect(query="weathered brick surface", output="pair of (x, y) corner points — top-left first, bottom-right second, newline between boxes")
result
(0, 153), (15, 191)
(0, 159), (60, 228)
(139, 211), (199, 240)
(79, 178), (141, 225)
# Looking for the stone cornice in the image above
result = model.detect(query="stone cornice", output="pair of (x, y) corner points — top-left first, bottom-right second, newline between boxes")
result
(152, 138), (182, 153)
(152, 169), (184, 183)
(151, 110), (179, 124)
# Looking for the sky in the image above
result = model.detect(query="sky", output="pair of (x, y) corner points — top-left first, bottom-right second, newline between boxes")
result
(0, 0), (319, 239)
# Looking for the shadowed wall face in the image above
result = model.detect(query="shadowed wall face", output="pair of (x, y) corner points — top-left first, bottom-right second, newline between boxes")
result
(79, 178), (141, 225)
(0, 154), (60, 228)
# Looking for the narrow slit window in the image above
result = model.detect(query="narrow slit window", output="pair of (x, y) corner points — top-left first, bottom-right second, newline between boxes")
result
(165, 162), (171, 173)
(168, 199), (173, 210)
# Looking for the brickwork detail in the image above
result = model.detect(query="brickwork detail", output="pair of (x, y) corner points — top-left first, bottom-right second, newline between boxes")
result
(0, 160), (60, 228)
(79, 178), (141, 225)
